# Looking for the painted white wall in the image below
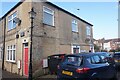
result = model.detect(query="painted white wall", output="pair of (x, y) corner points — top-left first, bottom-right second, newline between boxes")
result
(104, 42), (111, 51)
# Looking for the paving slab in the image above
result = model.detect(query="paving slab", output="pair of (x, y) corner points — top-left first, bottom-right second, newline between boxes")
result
(2, 70), (26, 80)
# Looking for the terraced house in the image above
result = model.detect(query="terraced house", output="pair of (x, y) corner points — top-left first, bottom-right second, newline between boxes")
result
(0, 0), (94, 77)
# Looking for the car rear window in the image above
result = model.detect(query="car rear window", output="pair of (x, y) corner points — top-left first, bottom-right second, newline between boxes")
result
(63, 56), (82, 67)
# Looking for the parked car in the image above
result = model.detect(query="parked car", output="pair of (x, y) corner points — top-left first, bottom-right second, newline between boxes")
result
(113, 52), (120, 69)
(48, 54), (66, 74)
(57, 53), (117, 80)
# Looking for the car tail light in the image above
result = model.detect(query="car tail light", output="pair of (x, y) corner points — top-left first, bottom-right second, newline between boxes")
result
(76, 68), (90, 73)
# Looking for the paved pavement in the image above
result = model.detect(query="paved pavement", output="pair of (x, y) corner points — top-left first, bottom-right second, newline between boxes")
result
(36, 74), (57, 80)
(0, 68), (120, 80)
(0, 68), (26, 80)
(38, 71), (120, 80)
(39, 74), (57, 78)
(2, 70), (25, 79)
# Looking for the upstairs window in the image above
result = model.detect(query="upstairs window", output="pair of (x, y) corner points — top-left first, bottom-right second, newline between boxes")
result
(72, 19), (78, 32)
(86, 26), (91, 36)
(43, 6), (54, 26)
(8, 12), (17, 30)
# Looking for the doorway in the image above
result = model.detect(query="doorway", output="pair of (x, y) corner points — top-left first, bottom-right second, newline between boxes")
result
(23, 43), (28, 76)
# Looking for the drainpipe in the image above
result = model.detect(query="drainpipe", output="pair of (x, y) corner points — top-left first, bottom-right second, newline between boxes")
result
(2, 18), (6, 70)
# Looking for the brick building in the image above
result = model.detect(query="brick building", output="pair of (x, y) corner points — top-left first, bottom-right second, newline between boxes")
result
(104, 38), (120, 51)
(0, 0), (93, 77)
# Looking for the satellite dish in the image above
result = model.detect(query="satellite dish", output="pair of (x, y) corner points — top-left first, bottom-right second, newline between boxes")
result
(85, 38), (90, 43)
(13, 17), (21, 25)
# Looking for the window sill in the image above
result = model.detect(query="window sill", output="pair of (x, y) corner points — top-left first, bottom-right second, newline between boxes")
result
(72, 31), (79, 34)
(87, 35), (91, 36)
(43, 23), (55, 27)
(7, 27), (16, 32)
(6, 60), (16, 63)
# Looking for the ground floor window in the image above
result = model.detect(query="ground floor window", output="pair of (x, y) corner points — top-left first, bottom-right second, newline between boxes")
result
(90, 44), (94, 52)
(71, 45), (80, 54)
(7, 45), (16, 62)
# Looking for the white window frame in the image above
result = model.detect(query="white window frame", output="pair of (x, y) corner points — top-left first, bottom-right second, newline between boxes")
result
(72, 19), (78, 32)
(43, 6), (54, 26)
(86, 25), (91, 36)
(71, 45), (80, 54)
(6, 45), (16, 62)
(8, 12), (17, 31)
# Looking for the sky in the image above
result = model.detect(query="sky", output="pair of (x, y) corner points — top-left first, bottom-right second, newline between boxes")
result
(0, 0), (118, 40)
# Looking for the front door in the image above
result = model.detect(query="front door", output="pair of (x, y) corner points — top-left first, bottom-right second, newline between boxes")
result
(23, 43), (28, 76)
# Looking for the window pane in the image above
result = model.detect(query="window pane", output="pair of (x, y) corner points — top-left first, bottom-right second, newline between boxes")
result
(44, 7), (53, 14)
(43, 12), (53, 26)
(11, 45), (12, 49)
(72, 20), (78, 32)
(72, 24), (77, 32)
(13, 50), (15, 60)
(86, 26), (91, 35)
(100, 55), (107, 63)
(8, 46), (9, 49)
(13, 12), (17, 18)
(87, 58), (91, 63)
(91, 57), (95, 63)
(8, 20), (12, 30)
(13, 20), (17, 29)
(73, 48), (79, 53)
(93, 56), (101, 63)
(13, 45), (16, 49)
(10, 50), (12, 60)
(101, 55), (105, 60)
(8, 16), (12, 20)
(65, 56), (82, 66)
(8, 51), (9, 60)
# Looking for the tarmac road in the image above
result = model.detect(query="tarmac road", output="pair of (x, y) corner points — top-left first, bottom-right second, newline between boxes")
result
(39, 70), (120, 80)
(0, 68), (120, 80)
